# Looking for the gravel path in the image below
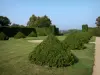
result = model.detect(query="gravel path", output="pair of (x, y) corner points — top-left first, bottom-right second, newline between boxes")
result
(92, 37), (100, 75)
(28, 40), (43, 43)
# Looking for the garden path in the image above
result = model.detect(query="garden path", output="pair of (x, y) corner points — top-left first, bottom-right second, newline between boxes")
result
(92, 37), (100, 75)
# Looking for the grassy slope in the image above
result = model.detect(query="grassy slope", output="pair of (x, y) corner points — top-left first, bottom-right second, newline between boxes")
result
(0, 36), (95, 75)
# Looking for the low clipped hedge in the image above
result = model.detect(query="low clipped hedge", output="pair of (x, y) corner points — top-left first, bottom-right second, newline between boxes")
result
(14, 32), (26, 39)
(29, 34), (78, 67)
(63, 32), (92, 50)
(0, 32), (9, 40)
(28, 31), (37, 37)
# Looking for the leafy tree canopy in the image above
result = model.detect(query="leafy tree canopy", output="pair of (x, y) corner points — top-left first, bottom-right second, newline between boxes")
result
(0, 16), (11, 26)
(96, 16), (100, 27)
(27, 14), (51, 27)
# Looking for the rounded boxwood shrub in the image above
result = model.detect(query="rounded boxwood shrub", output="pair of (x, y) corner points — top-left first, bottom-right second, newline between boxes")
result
(0, 32), (9, 40)
(14, 32), (26, 39)
(28, 31), (37, 37)
(29, 34), (78, 67)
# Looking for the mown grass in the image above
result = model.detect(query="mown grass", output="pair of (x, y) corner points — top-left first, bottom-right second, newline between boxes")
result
(0, 36), (95, 75)
(89, 36), (96, 42)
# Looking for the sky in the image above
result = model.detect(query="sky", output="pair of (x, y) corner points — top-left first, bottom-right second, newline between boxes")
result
(0, 0), (100, 30)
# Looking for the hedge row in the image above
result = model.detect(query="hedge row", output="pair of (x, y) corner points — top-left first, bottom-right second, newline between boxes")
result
(0, 27), (36, 37)
(63, 32), (92, 50)
(88, 27), (100, 36)
(36, 26), (59, 36)
(90, 27), (100, 36)
(0, 26), (59, 37)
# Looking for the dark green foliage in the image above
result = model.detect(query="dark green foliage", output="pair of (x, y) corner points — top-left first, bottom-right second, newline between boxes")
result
(50, 25), (57, 35)
(0, 16), (11, 26)
(0, 26), (59, 37)
(27, 15), (37, 27)
(36, 15), (51, 27)
(28, 31), (37, 37)
(36, 26), (59, 36)
(11, 23), (25, 28)
(63, 32), (92, 50)
(14, 32), (26, 39)
(36, 27), (47, 36)
(0, 27), (36, 37)
(0, 32), (9, 40)
(29, 34), (78, 67)
(82, 24), (88, 32)
(88, 27), (96, 36)
(96, 16), (100, 27)
(93, 27), (100, 36)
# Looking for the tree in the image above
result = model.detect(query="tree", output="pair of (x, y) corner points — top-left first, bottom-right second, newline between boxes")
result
(37, 15), (51, 27)
(0, 16), (11, 26)
(27, 14), (37, 27)
(11, 23), (25, 27)
(27, 14), (52, 27)
(96, 16), (100, 27)
(11, 23), (20, 27)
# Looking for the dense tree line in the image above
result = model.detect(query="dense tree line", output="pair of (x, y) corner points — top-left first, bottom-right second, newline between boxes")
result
(0, 14), (52, 28)
(0, 15), (100, 29)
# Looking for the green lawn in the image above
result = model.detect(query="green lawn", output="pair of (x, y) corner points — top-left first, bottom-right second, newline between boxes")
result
(25, 36), (66, 41)
(0, 36), (95, 75)
(89, 36), (96, 42)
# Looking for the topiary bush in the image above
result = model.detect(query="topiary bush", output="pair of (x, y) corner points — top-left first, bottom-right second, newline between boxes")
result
(0, 32), (9, 40)
(28, 31), (37, 37)
(63, 32), (92, 50)
(29, 34), (78, 67)
(77, 32), (92, 44)
(14, 32), (26, 39)
(63, 33), (85, 50)
(82, 24), (88, 32)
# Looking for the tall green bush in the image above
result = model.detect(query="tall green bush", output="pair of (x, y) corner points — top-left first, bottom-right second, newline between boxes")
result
(0, 32), (9, 40)
(29, 34), (78, 67)
(14, 32), (26, 39)
(82, 24), (88, 32)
